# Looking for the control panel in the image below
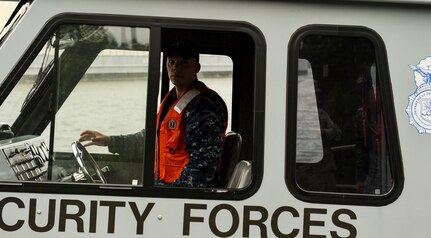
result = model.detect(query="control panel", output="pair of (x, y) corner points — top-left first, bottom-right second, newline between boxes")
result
(0, 136), (49, 181)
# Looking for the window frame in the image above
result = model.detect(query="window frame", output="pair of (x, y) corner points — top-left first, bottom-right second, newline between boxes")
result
(286, 24), (404, 206)
(0, 13), (266, 200)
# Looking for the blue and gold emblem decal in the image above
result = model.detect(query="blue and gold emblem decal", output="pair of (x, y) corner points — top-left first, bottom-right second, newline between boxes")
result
(406, 57), (431, 133)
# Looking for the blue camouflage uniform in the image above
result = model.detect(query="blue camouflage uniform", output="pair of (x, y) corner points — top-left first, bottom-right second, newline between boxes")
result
(108, 88), (227, 187)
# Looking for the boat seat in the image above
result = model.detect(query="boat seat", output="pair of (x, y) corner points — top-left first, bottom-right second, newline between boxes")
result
(218, 131), (242, 187)
(226, 160), (252, 189)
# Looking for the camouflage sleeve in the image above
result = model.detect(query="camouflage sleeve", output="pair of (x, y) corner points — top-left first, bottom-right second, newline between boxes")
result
(173, 93), (227, 187)
(108, 129), (145, 162)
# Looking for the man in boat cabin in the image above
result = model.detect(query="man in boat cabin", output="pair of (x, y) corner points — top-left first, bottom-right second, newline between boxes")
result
(79, 39), (228, 187)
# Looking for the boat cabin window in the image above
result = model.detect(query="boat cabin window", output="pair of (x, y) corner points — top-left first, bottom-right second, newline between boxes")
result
(1, 24), (150, 184)
(287, 25), (403, 205)
(0, 15), (264, 198)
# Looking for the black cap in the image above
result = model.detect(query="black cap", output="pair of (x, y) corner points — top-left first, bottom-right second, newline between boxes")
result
(166, 39), (199, 62)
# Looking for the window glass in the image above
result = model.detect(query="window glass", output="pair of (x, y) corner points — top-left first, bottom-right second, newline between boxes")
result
(53, 49), (148, 153)
(296, 59), (323, 164)
(53, 25), (149, 185)
(0, 24), (150, 185)
(199, 55), (233, 132)
(0, 1), (29, 46)
(0, 32), (58, 182)
(295, 34), (393, 195)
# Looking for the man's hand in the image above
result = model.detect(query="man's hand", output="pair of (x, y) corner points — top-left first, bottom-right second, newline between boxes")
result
(79, 130), (110, 147)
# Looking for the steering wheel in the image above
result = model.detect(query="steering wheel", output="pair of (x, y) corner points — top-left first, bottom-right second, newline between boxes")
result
(71, 141), (107, 183)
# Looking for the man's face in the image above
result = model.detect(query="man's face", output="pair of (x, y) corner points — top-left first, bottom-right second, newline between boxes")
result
(166, 52), (200, 89)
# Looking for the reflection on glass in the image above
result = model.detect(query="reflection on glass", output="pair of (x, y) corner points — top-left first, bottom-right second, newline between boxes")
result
(296, 59), (323, 163)
(294, 35), (393, 195)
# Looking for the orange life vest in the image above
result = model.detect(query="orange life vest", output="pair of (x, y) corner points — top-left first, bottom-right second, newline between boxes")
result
(155, 81), (222, 183)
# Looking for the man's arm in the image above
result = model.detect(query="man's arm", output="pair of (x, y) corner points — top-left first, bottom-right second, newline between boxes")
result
(108, 129), (146, 161)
